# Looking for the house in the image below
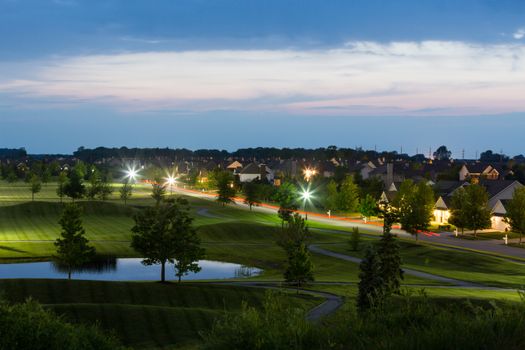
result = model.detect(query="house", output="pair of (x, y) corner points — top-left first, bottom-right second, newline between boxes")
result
(491, 199), (510, 231)
(226, 161), (243, 173)
(459, 163), (501, 181)
(238, 163), (274, 183)
(432, 179), (524, 230)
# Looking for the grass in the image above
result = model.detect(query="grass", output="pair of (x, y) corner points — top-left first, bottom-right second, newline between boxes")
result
(320, 238), (525, 288)
(0, 279), (320, 349)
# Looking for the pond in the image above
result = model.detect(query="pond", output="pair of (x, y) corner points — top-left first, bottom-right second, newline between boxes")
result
(0, 257), (261, 281)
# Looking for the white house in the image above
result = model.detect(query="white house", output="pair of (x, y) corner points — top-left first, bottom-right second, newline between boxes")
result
(238, 163), (274, 183)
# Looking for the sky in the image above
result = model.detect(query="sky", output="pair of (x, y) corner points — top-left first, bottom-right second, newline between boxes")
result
(1, 0), (525, 156)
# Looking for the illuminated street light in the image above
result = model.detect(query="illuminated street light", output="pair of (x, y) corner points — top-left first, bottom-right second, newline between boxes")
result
(125, 167), (139, 183)
(303, 167), (317, 182)
(165, 175), (176, 195)
(301, 187), (313, 220)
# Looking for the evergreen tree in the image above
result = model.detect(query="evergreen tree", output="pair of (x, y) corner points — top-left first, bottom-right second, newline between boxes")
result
(54, 204), (95, 279)
(377, 208), (404, 295)
(278, 213), (309, 253)
(29, 174), (42, 202)
(216, 171), (236, 205)
(357, 246), (383, 313)
(349, 227), (360, 251)
(284, 242), (314, 290)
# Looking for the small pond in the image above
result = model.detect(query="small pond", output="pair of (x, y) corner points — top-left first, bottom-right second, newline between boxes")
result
(0, 257), (261, 281)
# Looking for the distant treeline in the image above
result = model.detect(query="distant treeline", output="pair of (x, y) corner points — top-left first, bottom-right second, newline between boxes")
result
(72, 146), (406, 162)
(0, 148), (27, 159)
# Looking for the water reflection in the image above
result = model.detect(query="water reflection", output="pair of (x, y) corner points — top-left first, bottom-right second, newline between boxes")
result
(0, 258), (261, 281)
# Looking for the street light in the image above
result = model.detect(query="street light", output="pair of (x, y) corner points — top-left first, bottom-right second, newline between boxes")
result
(165, 175), (176, 195)
(125, 167), (139, 183)
(303, 167), (317, 182)
(301, 188), (313, 220)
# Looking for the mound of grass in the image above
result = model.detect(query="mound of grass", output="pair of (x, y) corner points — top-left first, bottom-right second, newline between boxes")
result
(0, 279), (319, 349)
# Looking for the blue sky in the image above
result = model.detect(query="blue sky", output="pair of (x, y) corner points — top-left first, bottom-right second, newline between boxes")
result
(1, 0), (525, 155)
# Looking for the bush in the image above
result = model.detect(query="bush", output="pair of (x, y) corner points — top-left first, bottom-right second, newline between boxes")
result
(0, 298), (126, 350)
(200, 291), (326, 350)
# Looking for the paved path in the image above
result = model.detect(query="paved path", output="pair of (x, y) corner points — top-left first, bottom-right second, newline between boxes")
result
(309, 245), (483, 288)
(214, 281), (343, 322)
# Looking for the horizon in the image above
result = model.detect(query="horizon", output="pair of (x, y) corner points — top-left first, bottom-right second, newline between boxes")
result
(1, 0), (525, 154)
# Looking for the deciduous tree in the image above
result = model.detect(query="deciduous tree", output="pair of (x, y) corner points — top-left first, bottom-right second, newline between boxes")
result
(393, 180), (434, 241)
(505, 187), (525, 244)
(216, 171), (236, 206)
(29, 174), (41, 202)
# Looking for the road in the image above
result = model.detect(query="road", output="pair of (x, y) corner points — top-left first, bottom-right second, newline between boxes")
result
(175, 186), (525, 260)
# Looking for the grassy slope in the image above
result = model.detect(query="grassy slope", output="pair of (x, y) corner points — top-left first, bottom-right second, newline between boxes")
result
(0, 279), (319, 349)
(320, 238), (525, 288)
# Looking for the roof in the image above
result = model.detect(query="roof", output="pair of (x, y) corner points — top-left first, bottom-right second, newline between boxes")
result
(478, 179), (523, 198)
(240, 162), (263, 175)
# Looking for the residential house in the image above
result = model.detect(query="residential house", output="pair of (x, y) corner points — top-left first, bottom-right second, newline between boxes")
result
(238, 163), (274, 183)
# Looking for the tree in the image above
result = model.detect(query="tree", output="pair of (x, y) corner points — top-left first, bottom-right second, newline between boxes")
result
(243, 181), (261, 210)
(392, 180), (434, 241)
(325, 179), (339, 211)
(86, 169), (101, 199)
(54, 204), (96, 279)
(359, 194), (378, 223)
(29, 174), (42, 202)
(151, 177), (167, 206)
(216, 171), (236, 205)
(284, 243), (314, 289)
(131, 198), (203, 282)
(169, 198), (204, 283)
(119, 180), (133, 205)
(56, 171), (68, 203)
(377, 208), (403, 295)
(433, 145), (451, 160)
(505, 187), (525, 244)
(463, 184), (492, 237)
(348, 227), (361, 251)
(274, 182), (298, 225)
(278, 214), (313, 289)
(338, 175), (360, 212)
(357, 246), (383, 313)
(449, 187), (468, 235)
(63, 169), (85, 201)
(278, 213), (309, 253)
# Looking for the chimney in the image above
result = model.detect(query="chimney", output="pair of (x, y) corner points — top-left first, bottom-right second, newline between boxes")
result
(386, 163), (394, 187)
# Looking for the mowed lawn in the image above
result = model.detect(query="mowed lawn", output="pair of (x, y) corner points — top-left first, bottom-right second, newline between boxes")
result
(320, 239), (525, 288)
(0, 279), (320, 349)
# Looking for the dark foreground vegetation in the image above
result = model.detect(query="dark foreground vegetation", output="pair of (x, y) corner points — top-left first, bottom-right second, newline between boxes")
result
(203, 291), (525, 350)
(0, 298), (125, 350)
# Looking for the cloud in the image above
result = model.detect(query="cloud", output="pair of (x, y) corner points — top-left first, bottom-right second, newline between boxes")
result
(1, 40), (525, 116)
(514, 28), (525, 39)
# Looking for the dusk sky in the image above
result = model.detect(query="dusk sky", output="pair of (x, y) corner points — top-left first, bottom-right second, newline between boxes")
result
(1, 0), (525, 156)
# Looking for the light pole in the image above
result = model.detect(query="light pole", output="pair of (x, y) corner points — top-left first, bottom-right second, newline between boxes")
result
(166, 175), (176, 196)
(301, 189), (312, 221)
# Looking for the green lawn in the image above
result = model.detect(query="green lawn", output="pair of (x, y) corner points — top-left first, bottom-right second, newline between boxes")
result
(320, 239), (525, 288)
(0, 279), (320, 349)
